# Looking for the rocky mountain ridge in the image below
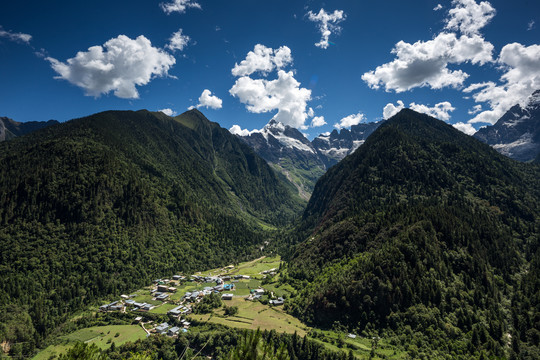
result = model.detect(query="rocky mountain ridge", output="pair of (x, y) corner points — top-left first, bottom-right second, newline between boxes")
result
(234, 119), (383, 197)
(474, 89), (540, 161)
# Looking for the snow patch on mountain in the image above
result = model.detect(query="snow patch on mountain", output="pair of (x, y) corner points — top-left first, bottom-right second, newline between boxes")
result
(493, 133), (538, 159)
(272, 133), (315, 153)
(351, 140), (366, 153)
(319, 147), (349, 160)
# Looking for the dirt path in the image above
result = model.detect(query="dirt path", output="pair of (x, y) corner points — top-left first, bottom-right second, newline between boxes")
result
(140, 323), (150, 335)
(240, 256), (266, 269)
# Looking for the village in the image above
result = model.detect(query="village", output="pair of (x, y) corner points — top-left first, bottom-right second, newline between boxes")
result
(35, 256), (394, 360)
(97, 260), (284, 338)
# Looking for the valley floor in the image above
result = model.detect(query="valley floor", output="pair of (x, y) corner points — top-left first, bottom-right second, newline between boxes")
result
(32, 256), (407, 360)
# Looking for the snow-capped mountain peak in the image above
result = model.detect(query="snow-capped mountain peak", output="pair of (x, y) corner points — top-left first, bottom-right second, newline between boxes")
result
(233, 118), (383, 197)
(254, 120), (315, 154)
(474, 89), (540, 162)
(263, 119), (287, 134)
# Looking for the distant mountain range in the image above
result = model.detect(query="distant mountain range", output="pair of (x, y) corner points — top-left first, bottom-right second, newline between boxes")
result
(235, 120), (382, 197)
(0, 116), (58, 141)
(474, 89), (540, 162)
(311, 121), (382, 167)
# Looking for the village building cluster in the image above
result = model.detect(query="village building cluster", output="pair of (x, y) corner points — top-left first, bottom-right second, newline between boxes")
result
(99, 266), (284, 338)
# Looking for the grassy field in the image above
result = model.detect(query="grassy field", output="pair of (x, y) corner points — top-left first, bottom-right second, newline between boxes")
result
(190, 297), (309, 336)
(231, 256), (281, 277)
(199, 256), (281, 279)
(263, 282), (294, 298)
(149, 302), (178, 314)
(33, 325), (147, 360)
(32, 344), (73, 360)
(64, 325), (147, 350)
(130, 293), (161, 305)
(231, 279), (262, 296)
(62, 328), (101, 343)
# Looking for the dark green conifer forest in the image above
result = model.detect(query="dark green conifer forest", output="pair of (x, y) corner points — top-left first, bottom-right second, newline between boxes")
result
(285, 110), (540, 359)
(0, 109), (303, 357)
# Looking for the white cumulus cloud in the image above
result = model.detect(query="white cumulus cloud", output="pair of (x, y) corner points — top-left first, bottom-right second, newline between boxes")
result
(468, 104), (482, 114)
(409, 101), (456, 121)
(307, 9), (346, 49)
(160, 0), (201, 14)
(197, 89), (222, 109)
(465, 43), (540, 124)
(445, 0), (496, 36)
(334, 112), (365, 130)
(362, 32), (493, 93)
(229, 124), (256, 137)
(159, 108), (177, 116)
(230, 70), (311, 128)
(230, 46), (311, 129)
(310, 116), (326, 127)
(46, 35), (175, 99)
(383, 100), (455, 121)
(383, 100), (405, 119)
(231, 44), (292, 77)
(434, 4), (443, 11)
(0, 26), (32, 43)
(452, 122), (477, 135)
(166, 29), (190, 52)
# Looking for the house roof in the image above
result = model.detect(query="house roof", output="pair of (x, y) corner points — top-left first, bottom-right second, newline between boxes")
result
(155, 322), (169, 331)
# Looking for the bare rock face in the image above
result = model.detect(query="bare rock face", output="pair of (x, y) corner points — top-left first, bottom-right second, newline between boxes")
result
(235, 119), (382, 197)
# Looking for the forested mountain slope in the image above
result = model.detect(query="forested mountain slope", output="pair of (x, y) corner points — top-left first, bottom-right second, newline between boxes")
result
(0, 109), (303, 356)
(286, 109), (540, 359)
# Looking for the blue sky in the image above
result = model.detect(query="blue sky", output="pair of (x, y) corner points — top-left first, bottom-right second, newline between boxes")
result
(1, 0), (539, 138)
